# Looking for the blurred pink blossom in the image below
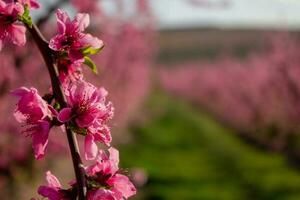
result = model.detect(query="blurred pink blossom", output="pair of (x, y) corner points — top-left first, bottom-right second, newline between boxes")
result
(0, 1), (25, 50)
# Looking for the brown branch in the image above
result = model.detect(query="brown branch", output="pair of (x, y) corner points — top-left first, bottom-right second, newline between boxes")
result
(26, 23), (87, 199)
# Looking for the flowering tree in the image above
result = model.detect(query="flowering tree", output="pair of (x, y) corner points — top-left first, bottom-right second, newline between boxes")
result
(1, 0), (137, 199)
(159, 33), (300, 153)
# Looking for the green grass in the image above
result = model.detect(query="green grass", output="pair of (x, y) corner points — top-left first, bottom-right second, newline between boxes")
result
(119, 93), (300, 200)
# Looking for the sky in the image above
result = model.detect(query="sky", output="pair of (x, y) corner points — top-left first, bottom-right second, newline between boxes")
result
(151, 0), (300, 30)
(34, 0), (300, 30)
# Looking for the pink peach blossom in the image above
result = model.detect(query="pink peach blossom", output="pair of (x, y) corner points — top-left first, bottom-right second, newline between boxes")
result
(37, 171), (66, 200)
(0, 1), (26, 50)
(49, 9), (103, 62)
(107, 174), (137, 199)
(85, 147), (136, 200)
(58, 80), (113, 160)
(12, 87), (53, 159)
(12, 87), (50, 123)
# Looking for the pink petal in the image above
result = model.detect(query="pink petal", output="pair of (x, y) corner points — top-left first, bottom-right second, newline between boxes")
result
(79, 34), (104, 49)
(93, 125), (112, 145)
(76, 110), (97, 128)
(87, 189), (116, 200)
(18, 0), (40, 9)
(92, 87), (108, 103)
(49, 34), (66, 51)
(58, 107), (72, 123)
(9, 24), (26, 47)
(55, 9), (69, 34)
(38, 186), (62, 200)
(69, 49), (84, 62)
(13, 87), (49, 123)
(84, 134), (98, 160)
(13, 3), (25, 15)
(108, 174), (137, 199)
(2, 3), (14, 15)
(46, 171), (61, 188)
(29, 0), (40, 9)
(74, 13), (90, 31)
(108, 147), (119, 166)
(32, 121), (50, 159)
(0, 1), (6, 8)
(57, 20), (66, 35)
(13, 110), (27, 123)
(85, 163), (101, 176)
(11, 87), (30, 97)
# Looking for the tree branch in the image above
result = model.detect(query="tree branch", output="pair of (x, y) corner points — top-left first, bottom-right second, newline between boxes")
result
(26, 23), (87, 200)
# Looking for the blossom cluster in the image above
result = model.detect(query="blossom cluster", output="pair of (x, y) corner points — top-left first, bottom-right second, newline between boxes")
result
(36, 147), (136, 200)
(0, 0), (136, 199)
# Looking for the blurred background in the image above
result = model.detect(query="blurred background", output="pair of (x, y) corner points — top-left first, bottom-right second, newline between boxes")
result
(2, 0), (300, 199)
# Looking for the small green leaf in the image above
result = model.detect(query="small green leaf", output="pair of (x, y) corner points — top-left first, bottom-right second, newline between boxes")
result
(69, 124), (87, 136)
(59, 51), (68, 57)
(84, 56), (98, 74)
(19, 5), (32, 27)
(54, 102), (61, 110)
(81, 45), (104, 56)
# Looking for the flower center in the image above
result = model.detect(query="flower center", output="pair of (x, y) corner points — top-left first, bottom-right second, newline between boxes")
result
(0, 14), (17, 25)
(61, 36), (75, 47)
(58, 58), (72, 74)
(87, 171), (112, 190)
(73, 100), (90, 116)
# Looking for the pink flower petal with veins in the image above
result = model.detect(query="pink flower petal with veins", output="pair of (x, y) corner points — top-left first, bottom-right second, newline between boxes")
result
(32, 121), (50, 160)
(58, 107), (72, 123)
(85, 134), (98, 160)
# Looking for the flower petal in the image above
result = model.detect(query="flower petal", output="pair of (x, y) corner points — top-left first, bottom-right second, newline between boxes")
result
(0, 40), (3, 51)
(69, 49), (84, 62)
(32, 121), (50, 160)
(11, 87), (30, 97)
(108, 147), (119, 166)
(38, 186), (62, 200)
(49, 34), (66, 51)
(87, 189), (116, 200)
(9, 24), (26, 47)
(58, 107), (72, 123)
(46, 171), (61, 188)
(74, 13), (90, 31)
(84, 134), (98, 160)
(79, 33), (104, 49)
(108, 174), (137, 199)
(55, 9), (69, 34)
(29, 0), (40, 9)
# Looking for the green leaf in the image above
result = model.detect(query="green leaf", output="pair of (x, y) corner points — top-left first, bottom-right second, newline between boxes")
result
(54, 102), (61, 110)
(69, 124), (87, 136)
(84, 56), (98, 74)
(19, 5), (32, 27)
(59, 51), (68, 57)
(81, 45), (104, 56)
